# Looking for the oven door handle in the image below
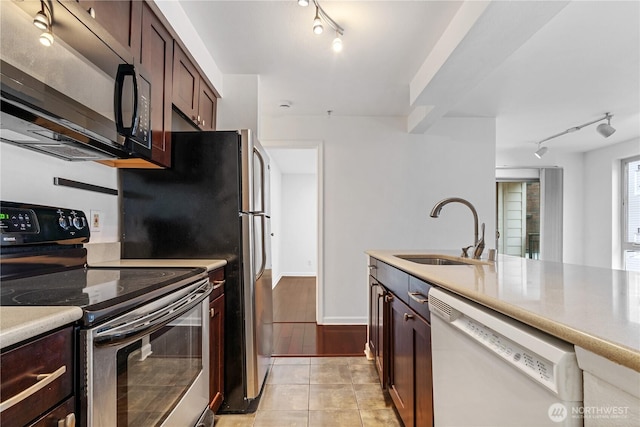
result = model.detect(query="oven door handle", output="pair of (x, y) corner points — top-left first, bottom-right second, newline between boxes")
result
(94, 282), (211, 347)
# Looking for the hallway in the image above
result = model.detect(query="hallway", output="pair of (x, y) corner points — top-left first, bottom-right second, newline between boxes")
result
(272, 277), (366, 356)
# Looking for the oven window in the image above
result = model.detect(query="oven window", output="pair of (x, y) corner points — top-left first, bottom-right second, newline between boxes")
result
(116, 304), (203, 426)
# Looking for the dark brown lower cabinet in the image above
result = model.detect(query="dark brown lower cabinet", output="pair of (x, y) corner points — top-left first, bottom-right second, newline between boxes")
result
(389, 295), (433, 427)
(369, 276), (388, 385)
(0, 327), (75, 427)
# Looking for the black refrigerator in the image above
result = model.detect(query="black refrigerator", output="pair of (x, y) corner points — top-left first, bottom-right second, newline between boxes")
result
(120, 129), (273, 413)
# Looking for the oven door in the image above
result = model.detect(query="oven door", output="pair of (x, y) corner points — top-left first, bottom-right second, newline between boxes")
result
(81, 279), (212, 427)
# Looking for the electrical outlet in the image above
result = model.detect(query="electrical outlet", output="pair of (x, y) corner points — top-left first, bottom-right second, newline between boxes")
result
(90, 210), (102, 232)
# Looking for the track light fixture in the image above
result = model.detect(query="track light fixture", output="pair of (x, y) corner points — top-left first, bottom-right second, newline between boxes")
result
(299, 0), (344, 51)
(533, 113), (616, 158)
(33, 1), (54, 46)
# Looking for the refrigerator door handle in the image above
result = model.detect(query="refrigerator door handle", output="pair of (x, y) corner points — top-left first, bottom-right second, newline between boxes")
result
(256, 214), (267, 280)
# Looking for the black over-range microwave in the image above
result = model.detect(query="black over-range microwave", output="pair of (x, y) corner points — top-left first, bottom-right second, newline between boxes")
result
(0, 0), (152, 162)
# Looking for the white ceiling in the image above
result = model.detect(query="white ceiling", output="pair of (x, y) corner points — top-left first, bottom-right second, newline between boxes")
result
(177, 0), (640, 160)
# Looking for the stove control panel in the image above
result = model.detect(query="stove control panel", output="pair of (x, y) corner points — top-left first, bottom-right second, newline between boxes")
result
(1, 201), (90, 245)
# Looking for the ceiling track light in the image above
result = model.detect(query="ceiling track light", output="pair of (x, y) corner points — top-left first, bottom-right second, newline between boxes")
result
(299, 0), (344, 51)
(33, 1), (54, 46)
(533, 112), (616, 158)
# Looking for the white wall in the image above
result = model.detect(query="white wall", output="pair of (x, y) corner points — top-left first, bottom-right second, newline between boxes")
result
(280, 174), (317, 277)
(0, 143), (119, 243)
(216, 74), (260, 133)
(261, 115), (496, 324)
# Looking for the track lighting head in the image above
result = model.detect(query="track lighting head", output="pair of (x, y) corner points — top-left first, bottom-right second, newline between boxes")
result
(313, 9), (323, 35)
(596, 114), (616, 138)
(33, 10), (48, 30)
(534, 145), (548, 159)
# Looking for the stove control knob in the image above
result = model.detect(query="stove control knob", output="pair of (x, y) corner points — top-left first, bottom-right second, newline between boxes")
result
(58, 216), (70, 230)
(72, 216), (86, 230)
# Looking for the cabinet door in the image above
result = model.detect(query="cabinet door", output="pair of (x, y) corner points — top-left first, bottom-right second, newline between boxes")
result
(172, 44), (199, 122)
(76, 0), (141, 55)
(209, 293), (225, 412)
(369, 277), (388, 387)
(198, 80), (217, 131)
(389, 297), (433, 427)
(389, 296), (415, 427)
(140, 3), (173, 167)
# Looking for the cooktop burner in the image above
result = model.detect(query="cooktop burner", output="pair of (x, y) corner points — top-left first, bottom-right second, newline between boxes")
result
(0, 266), (207, 326)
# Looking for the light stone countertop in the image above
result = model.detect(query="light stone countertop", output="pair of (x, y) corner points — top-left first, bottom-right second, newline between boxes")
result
(366, 249), (640, 372)
(90, 259), (227, 271)
(0, 306), (83, 349)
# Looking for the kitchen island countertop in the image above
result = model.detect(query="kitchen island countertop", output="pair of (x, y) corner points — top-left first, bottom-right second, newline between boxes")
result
(0, 306), (82, 349)
(367, 249), (640, 372)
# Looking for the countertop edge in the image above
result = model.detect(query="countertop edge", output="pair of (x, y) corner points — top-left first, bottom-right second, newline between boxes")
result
(366, 250), (640, 373)
(89, 259), (227, 271)
(0, 306), (83, 349)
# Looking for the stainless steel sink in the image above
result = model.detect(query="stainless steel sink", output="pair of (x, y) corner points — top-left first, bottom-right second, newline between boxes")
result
(394, 254), (473, 265)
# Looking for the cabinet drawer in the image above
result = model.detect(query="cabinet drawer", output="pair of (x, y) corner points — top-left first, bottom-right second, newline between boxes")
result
(209, 267), (225, 300)
(377, 261), (409, 303)
(1, 327), (74, 427)
(408, 276), (433, 322)
(29, 396), (75, 427)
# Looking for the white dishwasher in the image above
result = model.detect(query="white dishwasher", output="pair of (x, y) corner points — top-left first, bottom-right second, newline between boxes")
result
(428, 287), (583, 426)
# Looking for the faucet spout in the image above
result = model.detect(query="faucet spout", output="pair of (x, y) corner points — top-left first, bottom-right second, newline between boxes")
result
(429, 197), (485, 259)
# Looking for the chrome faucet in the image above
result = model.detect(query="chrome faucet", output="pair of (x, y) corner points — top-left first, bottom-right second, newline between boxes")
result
(430, 197), (485, 259)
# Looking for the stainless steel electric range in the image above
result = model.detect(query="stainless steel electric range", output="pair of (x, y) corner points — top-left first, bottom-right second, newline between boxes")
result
(0, 201), (214, 427)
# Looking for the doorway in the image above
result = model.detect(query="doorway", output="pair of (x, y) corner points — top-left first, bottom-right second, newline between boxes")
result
(496, 181), (540, 258)
(496, 167), (563, 261)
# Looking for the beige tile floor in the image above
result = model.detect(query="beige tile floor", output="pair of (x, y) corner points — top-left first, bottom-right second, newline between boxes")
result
(213, 357), (402, 427)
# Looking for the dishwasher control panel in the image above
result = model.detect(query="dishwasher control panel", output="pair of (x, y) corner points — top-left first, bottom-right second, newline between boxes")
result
(457, 315), (556, 389)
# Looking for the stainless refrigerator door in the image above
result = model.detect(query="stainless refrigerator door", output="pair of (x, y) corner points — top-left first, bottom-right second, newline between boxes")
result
(241, 212), (273, 400)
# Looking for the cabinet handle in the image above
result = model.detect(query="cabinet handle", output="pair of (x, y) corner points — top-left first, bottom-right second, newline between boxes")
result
(210, 308), (216, 318)
(408, 291), (428, 304)
(368, 264), (377, 270)
(87, 7), (96, 19)
(202, 120), (206, 127)
(384, 294), (394, 302)
(212, 279), (225, 290)
(403, 313), (414, 321)
(58, 413), (76, 427)
(0, 366), (66, 412)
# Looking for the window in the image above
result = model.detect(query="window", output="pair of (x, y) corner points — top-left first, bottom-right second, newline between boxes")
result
(623, 155), (640, 272)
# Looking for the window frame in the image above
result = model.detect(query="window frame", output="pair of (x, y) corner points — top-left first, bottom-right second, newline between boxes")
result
(622, 154), (640, 271)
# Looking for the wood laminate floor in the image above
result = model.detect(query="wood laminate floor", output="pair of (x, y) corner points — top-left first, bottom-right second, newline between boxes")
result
(273, 277), (366, 357)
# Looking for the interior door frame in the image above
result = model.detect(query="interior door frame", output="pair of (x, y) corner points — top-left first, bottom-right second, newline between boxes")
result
(261, 140), (324, 324)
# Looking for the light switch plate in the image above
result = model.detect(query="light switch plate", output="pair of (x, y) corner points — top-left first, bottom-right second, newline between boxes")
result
(90, 210), (102, 232)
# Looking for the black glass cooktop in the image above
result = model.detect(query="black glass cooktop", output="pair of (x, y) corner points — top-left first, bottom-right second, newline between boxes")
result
(0, 267), (207, 326)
